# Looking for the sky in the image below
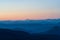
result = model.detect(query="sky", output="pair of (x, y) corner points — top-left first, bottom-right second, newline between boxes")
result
(0, 0), (60, 20)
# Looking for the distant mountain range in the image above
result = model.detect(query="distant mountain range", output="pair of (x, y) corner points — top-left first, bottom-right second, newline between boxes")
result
(0, 19), (60, 24)
(0, 19), (60, 34)
(0, 19), (60, 40)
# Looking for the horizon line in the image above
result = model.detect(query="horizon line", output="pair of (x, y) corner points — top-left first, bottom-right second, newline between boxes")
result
(0, 18), (60, 21)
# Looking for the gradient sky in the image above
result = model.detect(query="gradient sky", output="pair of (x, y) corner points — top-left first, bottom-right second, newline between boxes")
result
(0, 0), (60, 20)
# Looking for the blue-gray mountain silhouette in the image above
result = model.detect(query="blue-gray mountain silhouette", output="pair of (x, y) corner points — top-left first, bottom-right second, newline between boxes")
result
(0, 19), (60, 40)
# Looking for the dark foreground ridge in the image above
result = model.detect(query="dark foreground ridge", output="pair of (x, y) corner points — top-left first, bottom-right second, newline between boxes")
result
(0, 28), (60, 40)
(0, 28), (30, 40)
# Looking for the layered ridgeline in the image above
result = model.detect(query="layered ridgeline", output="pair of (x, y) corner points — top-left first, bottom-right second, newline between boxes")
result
(0, 19), (60, 34)
(0, 19), (60, 40)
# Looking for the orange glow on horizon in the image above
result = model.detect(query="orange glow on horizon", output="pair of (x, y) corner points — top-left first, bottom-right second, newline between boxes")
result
(0, 9), (60, 20)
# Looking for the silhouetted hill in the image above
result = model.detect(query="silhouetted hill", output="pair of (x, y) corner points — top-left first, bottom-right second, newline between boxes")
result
(0, 28), (30, 40)
(0, 28), (60, 40)
(29, 26), (60, 40)
(30, 34), (60, 40)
